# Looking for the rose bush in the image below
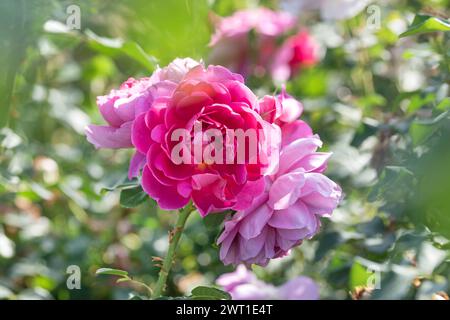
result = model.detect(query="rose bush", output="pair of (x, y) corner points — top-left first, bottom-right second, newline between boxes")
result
(84, 7), (341, 298)
(87, 56), (341, 269)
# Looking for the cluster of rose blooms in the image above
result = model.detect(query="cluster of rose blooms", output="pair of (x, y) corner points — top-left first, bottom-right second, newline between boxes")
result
(86, 9), (342, 268)
(208, 8), (319, 82)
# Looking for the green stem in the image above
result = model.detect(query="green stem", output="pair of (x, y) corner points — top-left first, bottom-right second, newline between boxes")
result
(151, 202), (194, 299)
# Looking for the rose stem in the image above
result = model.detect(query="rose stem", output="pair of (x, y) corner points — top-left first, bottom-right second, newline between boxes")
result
(151, 202), (194, 299)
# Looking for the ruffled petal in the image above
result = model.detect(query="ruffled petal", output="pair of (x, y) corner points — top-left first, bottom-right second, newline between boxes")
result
(301, 173), (343, 216)
(85, 122), (133, 149)
(141, 166), (190, 210)
(131, 113), (153, 154)
(268, 171), (305, 210)
(128, 151), (146, 179)
(268, 201), (313, 230)
(281, 120), (313, 147)
(277, 135), (322, 176)
(238, 204), (273, 239)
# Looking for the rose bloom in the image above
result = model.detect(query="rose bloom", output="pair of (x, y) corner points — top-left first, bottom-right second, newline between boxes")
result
(218, 101), (342, 265)
(217, 265), (319, 300)
(86, 58), (199, 178)
(271, 31), (320, 83)
(132, 63), (280, 216)
(208, 8), (296, 78)
(259, 87), (304, 126)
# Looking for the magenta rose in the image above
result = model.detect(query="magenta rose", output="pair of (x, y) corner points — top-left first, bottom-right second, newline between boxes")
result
(271, 30), (320, 83)
(132, 64), (280, 216)
(208, 8), (296, 78)
(218, 119), (342, 266)
(85, 58), (199, 178)
(217, 265), (319, 300)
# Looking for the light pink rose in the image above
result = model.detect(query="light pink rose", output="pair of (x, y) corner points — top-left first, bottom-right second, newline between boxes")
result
(277, 276), (320, 300)
(218, 119), (342, 266)
(217, 265), (319, 300)
(85, 58), (199, 178)
(86, 77), (158, 150)
(208, 8), (297, 78)
(271, 30), (319, 83)
(132, 64), (281, 215)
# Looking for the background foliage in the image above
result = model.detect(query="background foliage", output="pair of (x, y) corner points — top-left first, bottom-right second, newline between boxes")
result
(0, 0), (449, 300)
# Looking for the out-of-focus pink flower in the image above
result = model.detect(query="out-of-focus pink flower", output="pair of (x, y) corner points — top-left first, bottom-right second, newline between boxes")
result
(132, 64), (281, 215)
(216, 264), (261, 293)
(208, 8), (296, 78)
(271, 31), (319, 83)
(277, 276), (320, 300)
(85, 58), (199, 178)
(217, 265), (319, 300)
(218, 118), (342, 266)
(209, 8), (296, 45)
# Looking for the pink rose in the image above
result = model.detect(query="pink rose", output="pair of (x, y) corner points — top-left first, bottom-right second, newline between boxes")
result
(259, 87), (303, 126)
(217, 265), (319, 300)
(85, 58), (199, 178)
(271, 31), (319, 83)
(218, 120), (342, 266)
(132, 64), (280, 215)
(86, 77), (158, 150)
(277, 276), (320, 300)
(208, 8), (296, 78)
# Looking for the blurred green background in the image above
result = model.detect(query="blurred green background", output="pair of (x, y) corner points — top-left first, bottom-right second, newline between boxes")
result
(0, 0), (449, 300)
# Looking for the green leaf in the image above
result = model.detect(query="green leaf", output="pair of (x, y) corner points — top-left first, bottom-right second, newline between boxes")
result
(96, 268), (129, 277)
(409, 111), (449, 146)
(190, 286), (231, 300)
(314, 231), (344, 262)
(119, 186), (148, 208)
(100, 178), (139, 194)
(203, 211), (230, 230)
(406, 93), (435, 114)
(85, 29), (157, 71)
(400, 15), (450, 38)
(350, 261), (371, 290)
(368, 166), (415, 203)
(371, 265), (418, 299)
(356, 217), (385, 237)
(436, 98), (450, 111)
